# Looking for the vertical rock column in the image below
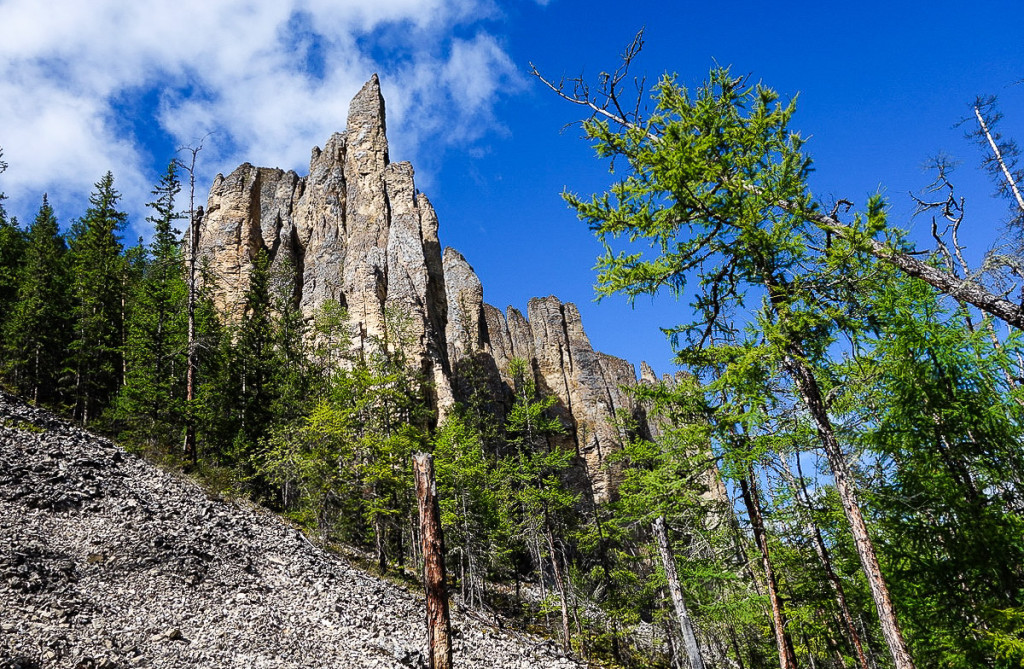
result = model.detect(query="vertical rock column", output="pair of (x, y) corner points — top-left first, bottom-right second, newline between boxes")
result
(527, 297), (637, 501)
(385, 163), (454, 416)
(297, 132), (347, 318)
(343, 74), (391, 348)
(199, 164), (303, 322)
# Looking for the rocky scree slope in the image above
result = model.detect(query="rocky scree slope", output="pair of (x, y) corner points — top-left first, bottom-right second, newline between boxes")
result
(0, 391), (587, 669)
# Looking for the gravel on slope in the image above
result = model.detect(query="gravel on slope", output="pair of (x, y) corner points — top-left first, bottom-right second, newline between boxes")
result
(0, 391), (587, 669)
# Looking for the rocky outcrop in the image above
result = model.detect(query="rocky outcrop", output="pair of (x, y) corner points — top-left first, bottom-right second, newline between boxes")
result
(196, 76), (651, 500)
(342, 75), (391, 345)
(198, 75), (453, 415)
(0, 391), (587, 668)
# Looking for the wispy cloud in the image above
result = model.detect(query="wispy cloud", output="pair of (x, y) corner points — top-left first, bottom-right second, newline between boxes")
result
(0, 0), (522, 238)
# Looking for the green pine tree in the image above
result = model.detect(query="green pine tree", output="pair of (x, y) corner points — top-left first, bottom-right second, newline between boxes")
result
(2, 195), (70, 403)
(0, 149), (27, 339)
(67, 171), (128, 425)
(114, 162), (189, 447)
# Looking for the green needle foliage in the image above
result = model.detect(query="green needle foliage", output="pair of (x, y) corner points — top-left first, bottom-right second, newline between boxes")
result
(2, 195), (70, 403)
(114, 162), (189, 446)
(67, 172), (128, 425)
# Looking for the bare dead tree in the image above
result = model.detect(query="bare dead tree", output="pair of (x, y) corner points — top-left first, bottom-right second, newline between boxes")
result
(413, 452), (452, 669)
(968, 96), (1024, 222)
(176, 138), (207, 467)
(653, 516), (706, 669)
(529, 28), (650, 135)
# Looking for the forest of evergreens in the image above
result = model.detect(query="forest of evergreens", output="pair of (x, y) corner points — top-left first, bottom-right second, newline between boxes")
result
(2, 62), (1024, 669)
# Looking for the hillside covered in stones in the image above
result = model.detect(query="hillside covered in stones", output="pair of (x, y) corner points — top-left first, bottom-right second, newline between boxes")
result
(197, 75), (654, 501)
(0, 390), (587, 668)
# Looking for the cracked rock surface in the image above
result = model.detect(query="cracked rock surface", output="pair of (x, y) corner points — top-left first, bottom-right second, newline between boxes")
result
(0, 391), (585, 668)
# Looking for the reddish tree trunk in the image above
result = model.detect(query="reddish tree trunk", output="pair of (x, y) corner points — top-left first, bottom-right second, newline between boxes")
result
(739, 472), (799, 669)
(413, 452), (452, 669)
(784, 349), (916, 669)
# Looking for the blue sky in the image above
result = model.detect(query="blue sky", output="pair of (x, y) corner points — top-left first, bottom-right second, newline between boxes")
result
(1, 0), (1022, 375)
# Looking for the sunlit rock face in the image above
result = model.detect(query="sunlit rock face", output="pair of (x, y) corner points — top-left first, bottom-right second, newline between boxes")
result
(198, 75), (654, 501)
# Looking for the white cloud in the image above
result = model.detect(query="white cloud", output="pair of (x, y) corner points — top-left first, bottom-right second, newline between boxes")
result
(0, 0), (521, 238)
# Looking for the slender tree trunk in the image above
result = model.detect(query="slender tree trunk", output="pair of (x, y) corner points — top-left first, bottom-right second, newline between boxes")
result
(183, 204), (201, 465)
(728, 625), (747, 669)
(544, 520), (573, 653)
(778, 450), (871, 669)
(739, 471), (799, 669)
(180, 142), (204, 467)
(375, 517), (387, 575)
(413, 453), (452, 669)
(32, 346), (40, 404)
(653, 516), (706, 669)
(974, 104), (1024, 214)
(784, 349), (916, 669)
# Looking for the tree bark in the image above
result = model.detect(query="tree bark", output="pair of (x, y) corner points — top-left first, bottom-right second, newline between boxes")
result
(183, 203), (200, 466)
(180, 143), (204, 467)
(413, 452), (453, 669)
(544, 520), (573, 653)
(974, 104), (1024, 214)
(738, 471), (799, 669)
(801, 208), (1024, 329)
(653, 516), (706, 669)
(784, 350), (916, 669)
(778, 450), (871, 669)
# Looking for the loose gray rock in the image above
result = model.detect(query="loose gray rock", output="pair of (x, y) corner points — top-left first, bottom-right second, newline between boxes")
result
(0, 391), (587, 668)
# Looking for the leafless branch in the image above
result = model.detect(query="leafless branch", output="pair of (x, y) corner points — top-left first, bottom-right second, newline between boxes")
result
(529, 28), (654, 138)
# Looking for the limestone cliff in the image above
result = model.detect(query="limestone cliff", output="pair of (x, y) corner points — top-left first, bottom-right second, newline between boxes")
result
(197, 76), (650, 501)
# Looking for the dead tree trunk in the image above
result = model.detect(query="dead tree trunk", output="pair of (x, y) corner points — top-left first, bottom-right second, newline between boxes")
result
(653, 516), (706, 669)
(179, 141), (204, 467)
(544, 520), (573, 653)
(413, 452), (452, 669)
(183, 203), (201, 466)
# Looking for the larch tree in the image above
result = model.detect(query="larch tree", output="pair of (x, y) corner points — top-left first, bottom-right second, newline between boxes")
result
(550, 64), (917, 668)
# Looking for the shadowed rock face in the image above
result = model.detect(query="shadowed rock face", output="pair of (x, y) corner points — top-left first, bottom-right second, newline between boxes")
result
(196, 76), (651, 501)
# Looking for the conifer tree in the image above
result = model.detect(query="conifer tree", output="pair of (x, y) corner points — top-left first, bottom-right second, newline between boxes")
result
(67, 172), (127, 424)
(848, 272), (1024, 666)
(0, 149), (27, 336)
(2, 195), (69, 403)
(433, 411), (495, 609)
(115, 162), (188, 446)
(229, 247), (278, 463)
(498, 357), (576, 649)
(560, 67), (917, 668)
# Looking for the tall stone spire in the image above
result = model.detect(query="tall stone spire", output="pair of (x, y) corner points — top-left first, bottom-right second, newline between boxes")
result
(342, 73), (391, 345)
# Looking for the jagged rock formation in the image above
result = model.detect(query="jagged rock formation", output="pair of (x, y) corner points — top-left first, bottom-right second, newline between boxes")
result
(197, 76), (649, 500)
(0, 391), (588, 668)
